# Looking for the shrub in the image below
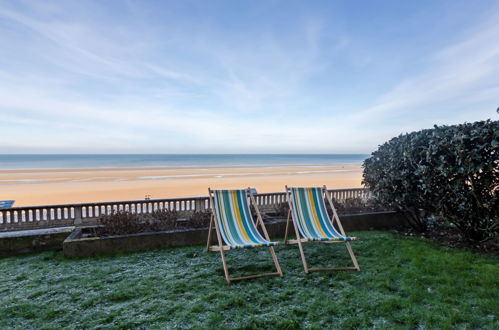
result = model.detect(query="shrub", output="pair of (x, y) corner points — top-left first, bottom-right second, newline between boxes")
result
(98, 209), (179, 235)
(98, 211), (145, 235)
(329, 197), (389, 215)
(363, 119), (498, 241)
(96, 208), (215, 235)
(273, 202), (290, 218)
(149, 209), (178, 230)
(422, 120), (498, 241)
(362, 130), (436, 231)
(188, 210), (211, 228)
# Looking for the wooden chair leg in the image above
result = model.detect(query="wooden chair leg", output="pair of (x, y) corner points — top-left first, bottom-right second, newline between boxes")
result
(219, 247), (283, 283)
(284, 209), (291, 243)
(247, 190), (284, 278)
(206, 214), (214, 251)
(296, 240), (309, 273)
(285, 187), (309, 273)
(345, 242), (360, 271)
(208, 188), (232, 283)
(218, 248), (231, 284)
(268, 246), (283, 276)
(291, 218), (309, 273)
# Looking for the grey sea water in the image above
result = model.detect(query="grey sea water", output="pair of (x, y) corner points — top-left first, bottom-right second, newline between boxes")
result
(0, 154), (368, 170)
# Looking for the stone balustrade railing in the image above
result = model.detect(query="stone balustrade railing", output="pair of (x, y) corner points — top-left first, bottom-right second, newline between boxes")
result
(0, 188), (370, 232)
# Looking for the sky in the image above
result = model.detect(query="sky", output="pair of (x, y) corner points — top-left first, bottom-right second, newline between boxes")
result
(0, 0), (498, 154)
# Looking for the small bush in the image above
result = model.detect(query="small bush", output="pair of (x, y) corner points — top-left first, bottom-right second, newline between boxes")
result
(149, 209), (178, 230)
(98, 211), (145, 235)
(97, 209), (179, 236)
(188, 211), (211, 228)
(329, 197), (389, 215)
(96, 208), (215, 236)
(273, 202), (290, 218)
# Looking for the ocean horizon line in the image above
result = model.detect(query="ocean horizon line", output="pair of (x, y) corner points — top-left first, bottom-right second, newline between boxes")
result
(0, 154), (369, 171)
(0, 153), (369, 156)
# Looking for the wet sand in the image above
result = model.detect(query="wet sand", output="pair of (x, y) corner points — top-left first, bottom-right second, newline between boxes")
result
(0, 164), (363, 206)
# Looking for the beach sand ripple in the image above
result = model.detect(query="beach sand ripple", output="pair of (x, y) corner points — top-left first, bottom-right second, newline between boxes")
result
(0, 164), (363, 206)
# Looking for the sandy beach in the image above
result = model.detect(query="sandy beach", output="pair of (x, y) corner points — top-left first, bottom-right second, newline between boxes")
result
(0, 164), (363, 207)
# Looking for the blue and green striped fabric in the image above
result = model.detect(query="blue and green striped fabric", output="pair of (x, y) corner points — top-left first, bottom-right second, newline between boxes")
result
(289, 187), (355, 241)
(212, 190), (278, 249)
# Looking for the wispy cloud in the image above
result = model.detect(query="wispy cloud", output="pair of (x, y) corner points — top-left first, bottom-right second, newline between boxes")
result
(339, 9), (499, 138)
(0, 0), (497, 153)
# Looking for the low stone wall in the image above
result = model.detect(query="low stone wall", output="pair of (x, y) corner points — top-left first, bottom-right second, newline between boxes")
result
(63, 211), (405, 258)
(63, 227), (211, 258)
(0, 227), (75, 257)
(0, 211), (406, 257)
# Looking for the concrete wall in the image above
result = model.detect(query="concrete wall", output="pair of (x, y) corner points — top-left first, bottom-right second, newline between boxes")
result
(0, 227), (75, 257)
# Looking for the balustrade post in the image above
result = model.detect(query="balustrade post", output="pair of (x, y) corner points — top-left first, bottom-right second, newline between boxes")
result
(195, 199), (205, 211)
(74, 206), (83, 225)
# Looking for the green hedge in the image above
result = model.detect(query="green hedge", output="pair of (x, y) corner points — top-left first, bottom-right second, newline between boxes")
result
(363, 120), (498, 241)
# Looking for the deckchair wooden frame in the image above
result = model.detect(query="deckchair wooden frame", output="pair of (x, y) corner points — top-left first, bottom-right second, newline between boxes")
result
(284, 185), (360, 273)
(206, 188), (283, 284)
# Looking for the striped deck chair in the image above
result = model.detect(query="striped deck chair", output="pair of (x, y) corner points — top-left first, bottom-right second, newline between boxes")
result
(284, 186), (360, 273)
(207, 188), (283, 283)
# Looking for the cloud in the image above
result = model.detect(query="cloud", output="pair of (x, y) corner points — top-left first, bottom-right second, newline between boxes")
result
(346, 10), (499, 130)
(0, 0), (497, 154)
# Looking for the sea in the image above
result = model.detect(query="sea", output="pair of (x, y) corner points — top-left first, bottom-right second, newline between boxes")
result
(0, 154), (369, 171)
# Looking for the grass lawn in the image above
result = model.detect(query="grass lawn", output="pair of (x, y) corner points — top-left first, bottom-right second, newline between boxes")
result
(1, 231), (498, 329)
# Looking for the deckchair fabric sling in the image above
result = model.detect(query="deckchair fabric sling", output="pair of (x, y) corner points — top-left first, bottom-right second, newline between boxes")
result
(207, 188), (283, 283)
(289, 187), (356, 241)
(212, 190), (278, 249)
